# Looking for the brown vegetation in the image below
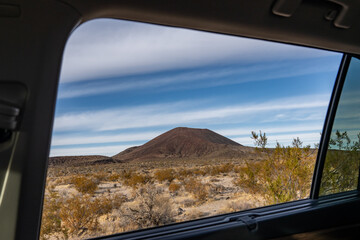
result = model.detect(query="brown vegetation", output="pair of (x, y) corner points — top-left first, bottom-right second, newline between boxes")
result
(70, 175), (98, 194)
(154, 168), (175, 182)
(42, 129), (319, 239)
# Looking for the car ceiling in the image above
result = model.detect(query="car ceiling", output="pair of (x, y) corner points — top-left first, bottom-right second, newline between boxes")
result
(61, 0), (360, 55)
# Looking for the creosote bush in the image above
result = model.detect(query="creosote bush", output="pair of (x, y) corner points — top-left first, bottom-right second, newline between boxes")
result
(209, 163), (234, 175)
(122, 184), (175, 229)
(184, 178), (209, 202)
(40, 192), (126, 239)
(108, 173), (121, 181)
(70, 175), (98, 194)
(154, 168), (175, 182)
(40, 191), (67, 240)
(119, 169), (134, 180)
(124, 172), (151, 188)
(168, 182), (181, 193)
(236, 131), (316, 205)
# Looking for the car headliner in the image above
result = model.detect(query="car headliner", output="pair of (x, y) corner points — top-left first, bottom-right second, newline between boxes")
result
(63, 0), (360, 54)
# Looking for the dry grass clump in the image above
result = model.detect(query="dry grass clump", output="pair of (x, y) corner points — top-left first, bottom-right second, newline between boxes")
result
(70, 175), (98, 194)
(122, 184), (175, 229)
(176, 168), (193, 180)
(154, 168), (175, 183)
(168, 182), (181, 194)
(119, 169), (134, 180)
(175, 163), (235, 180)
(209, 163), (234, 175)
(191, 167), (207, 176)
(93, 172), (108, 182)
(184, 178), (209, 202)
(40, 191), (66, 240)
(40, 192), (127, 239)
(124, 172), (151, 188)
(218, 201), (254, 214)
(108, 173), (121, 181)
(60, 195), (101, 236)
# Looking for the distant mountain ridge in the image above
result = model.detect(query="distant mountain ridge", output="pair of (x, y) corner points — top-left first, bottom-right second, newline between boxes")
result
(48, 155), (114, 167)
(49, 127), (255, 166)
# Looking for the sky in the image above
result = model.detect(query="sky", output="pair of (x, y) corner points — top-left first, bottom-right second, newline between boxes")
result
(50, 19), (343, 157)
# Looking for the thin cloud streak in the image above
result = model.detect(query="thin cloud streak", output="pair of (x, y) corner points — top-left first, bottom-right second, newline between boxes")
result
(52, 124), (322, 147)
(50, 132), (321, 157)
(50, 144), (133, 157)
(53, 94), (330, 133)
(58, 58), (338, 99)
(216, 124), (322, 137)
(51, 131), (162, 146)
(61, 19), (336, 83)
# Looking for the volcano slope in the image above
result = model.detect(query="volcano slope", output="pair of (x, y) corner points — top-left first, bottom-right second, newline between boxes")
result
(113, 127), (256, 163)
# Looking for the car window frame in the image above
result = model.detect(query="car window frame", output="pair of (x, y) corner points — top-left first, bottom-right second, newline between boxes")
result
(311, 54), (360, 199)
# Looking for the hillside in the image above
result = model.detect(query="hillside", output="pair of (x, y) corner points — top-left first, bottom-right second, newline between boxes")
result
(49, 127), (256, 166)
(113, 127), (254, 162)
(48, 155), (115, 167)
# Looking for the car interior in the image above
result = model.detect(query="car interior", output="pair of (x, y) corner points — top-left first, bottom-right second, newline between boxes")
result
(1, 0), (360, 239)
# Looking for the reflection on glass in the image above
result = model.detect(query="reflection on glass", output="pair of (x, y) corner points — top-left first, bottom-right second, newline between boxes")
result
(320, 57), (360, 196)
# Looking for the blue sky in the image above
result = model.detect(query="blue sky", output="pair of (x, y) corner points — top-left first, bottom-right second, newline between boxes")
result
(50, 19), (342, 157)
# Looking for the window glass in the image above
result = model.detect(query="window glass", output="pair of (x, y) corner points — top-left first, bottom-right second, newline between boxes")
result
(40, 19), (342, 239)
(319, 57), (360, 196)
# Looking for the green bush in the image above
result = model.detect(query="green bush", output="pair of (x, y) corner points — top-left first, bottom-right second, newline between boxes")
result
(235, 131), (316, 205)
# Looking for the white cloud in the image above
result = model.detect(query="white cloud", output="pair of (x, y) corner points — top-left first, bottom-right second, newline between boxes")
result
(51, 123), (322, 148)
(51, 131), (161, 146)
(58, 58), (338, 99)
(53, 94), (329, 133)
(216, 124), (322, 137)
(60, 19), (336, 83)
(49, 132), (321, 157)
(50, 144), (133, 157)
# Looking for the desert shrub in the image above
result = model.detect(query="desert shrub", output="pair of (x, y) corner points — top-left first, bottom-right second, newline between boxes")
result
(176, 168), (193, 180)
(184, 178), (209, 202)
(108, 173), (121, 181)
(60, 195), (100, 236)
(210, 163), (234, 175)
(119, 169), (134, 180)
(122, 184), (175, 229)
(236, 131), (316, 205)
(40, 191), (67, 240)
(192, 167), (207, 176)
(168, 182), (181, 194)
(94, 193), (127, 215)
(93, 172), (108, 182)
(320, 131), (360, 195)
(154, 168), (175, 182)
(70, 175), (98, 194)
(59, 193), (126, 236)
(124, 173), (151, 188)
